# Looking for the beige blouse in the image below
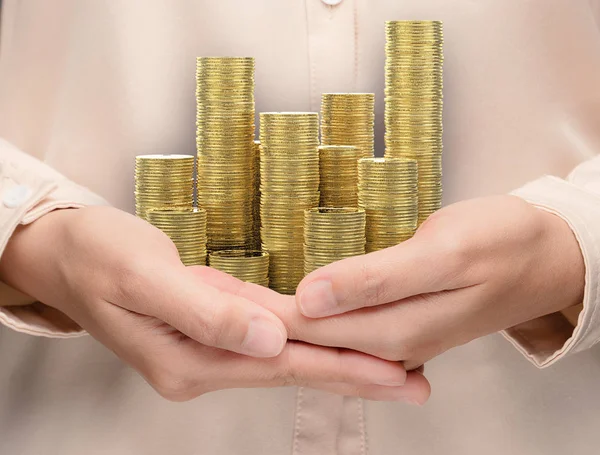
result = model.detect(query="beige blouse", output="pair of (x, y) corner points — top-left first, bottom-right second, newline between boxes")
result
(1, 1), (600, 454)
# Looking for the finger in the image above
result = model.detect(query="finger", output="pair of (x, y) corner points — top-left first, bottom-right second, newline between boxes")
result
(315, 371), (431, 404)
(288, 284), (484, 365)
(89, 299), (410, 398)
(192, 267), (432, 382)
(196, 342), (408, 392)
(187, 265), (245, 292)
(296, 237), (458, 318)
(195, 266), (447, 366)
(188, 265), (297, 321)
(117, 264), (288, 358)
(87, 299), (420, 401)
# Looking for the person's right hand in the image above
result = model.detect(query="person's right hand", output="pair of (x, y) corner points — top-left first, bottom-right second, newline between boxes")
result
(0, 206), (429, 403)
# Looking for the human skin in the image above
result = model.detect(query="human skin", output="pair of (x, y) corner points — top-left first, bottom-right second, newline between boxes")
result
(0, 206), (429, 403)
(0, 195), (581, 404)
(290, 195), (585, 371)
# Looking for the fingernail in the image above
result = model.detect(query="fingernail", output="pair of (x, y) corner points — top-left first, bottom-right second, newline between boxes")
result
(298, 280), (337, 317)
(241, 318), (285, 358)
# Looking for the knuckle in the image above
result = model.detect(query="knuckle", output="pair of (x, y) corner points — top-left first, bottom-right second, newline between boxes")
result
(280, 342), (301, 387)
(376, 325), (420, 362)
(278, 342), (314, 387)
(395, 341), (417, 362)
(116, 255), (159, 299)
(380, 341), (414, 362)
(432, 225), (474, 275)
(145, 362), (206, 402)
(438, 227), (469, 260)
(202, 294), (238, 347)
(381, 340), (410, 362)
(358, 260), (387, 307)
(370, 329), (404, 361)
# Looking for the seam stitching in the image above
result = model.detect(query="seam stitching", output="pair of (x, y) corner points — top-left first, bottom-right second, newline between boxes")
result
(291, 387), (305, 455)
(358, 398), (367, 455)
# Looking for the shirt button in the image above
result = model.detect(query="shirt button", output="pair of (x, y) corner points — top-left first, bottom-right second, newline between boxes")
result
(321, 0), (343, 5)
(3, 185), (32, 208)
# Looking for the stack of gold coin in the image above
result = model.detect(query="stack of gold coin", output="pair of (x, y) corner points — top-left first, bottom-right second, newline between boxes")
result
(251, 140), (262, 249)
(147, 208), (207, 266)
(259, 112), (320, 295)
(134, 154), (195, 221)
(358, 157), (418, 252)
(384, 21), (443, 225)
(304, 208), (366, 274)
(321, 93), (375, 158)
(319, 145), (360, 208)
(196, 57), (257, 251)
(209, 250), (269, 287)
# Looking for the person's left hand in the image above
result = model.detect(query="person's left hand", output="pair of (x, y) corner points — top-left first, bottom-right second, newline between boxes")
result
(285, 195), (585, 370)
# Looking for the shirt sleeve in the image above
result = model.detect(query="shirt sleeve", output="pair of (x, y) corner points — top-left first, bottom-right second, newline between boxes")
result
(0, 138), (108, 338)
(505, 154), (600, 367)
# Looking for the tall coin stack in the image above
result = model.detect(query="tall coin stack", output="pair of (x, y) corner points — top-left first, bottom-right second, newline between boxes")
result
(384, 21), (444, 225)
(358, 157), (418, 253)
(134, 154), (195, 221)
(147, 208), (208, 266)
(319, 145), (360, 208)
(209, 250), (269, 287)
(196, 57), (257, 251)
(252, 140), (262, 249)
(321, 93), (375, 158)
(259, 113), (320, 295)
(304, 208), (366, 275)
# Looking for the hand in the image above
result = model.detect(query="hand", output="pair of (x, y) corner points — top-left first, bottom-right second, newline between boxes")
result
(0, 206), (426, 402)
(288, 196), (585, 370)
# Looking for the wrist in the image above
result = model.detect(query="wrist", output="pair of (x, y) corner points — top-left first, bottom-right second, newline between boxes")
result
(537, 207), (585, 312)
(0, 208), (79, 304)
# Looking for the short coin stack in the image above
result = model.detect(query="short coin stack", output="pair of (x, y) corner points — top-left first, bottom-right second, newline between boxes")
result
(304, 208), (366, 274)
(147, 208), (208, 266)
(384, 21), (444, 225)
(209, 250), (269, 287)
(260, 112), (320, 295)
(319, 145), (360, 208)
(134, 155), (195, 221)
(358, 157), (418, 253)
(321, 93), (375, 158)
(196, 57), (257, 251)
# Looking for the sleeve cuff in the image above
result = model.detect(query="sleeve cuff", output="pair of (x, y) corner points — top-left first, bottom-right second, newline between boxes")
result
(506, 175), (600, 367)
(0, 158), (108, 338)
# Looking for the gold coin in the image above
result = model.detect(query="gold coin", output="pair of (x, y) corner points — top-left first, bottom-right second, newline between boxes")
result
(196, 57), (258, 251)
(259, 112), (320, 293)
(358, 158), (418, 252)
(147, 208), (207, 266)
(209, 250), (269, 286)
(134, 154), (195, 220)
(318, 145), (360, 208)
(384, 21), (444, 226)
(303, 208), (366, 274)
(320, 94), (375, 158)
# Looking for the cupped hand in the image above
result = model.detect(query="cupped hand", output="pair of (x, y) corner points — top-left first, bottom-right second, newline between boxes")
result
(289, 195), (585, 370)
(0, 206), (426, 402)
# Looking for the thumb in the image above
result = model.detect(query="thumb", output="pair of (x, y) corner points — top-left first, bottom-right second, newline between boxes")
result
(117, 265), (287, 358)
